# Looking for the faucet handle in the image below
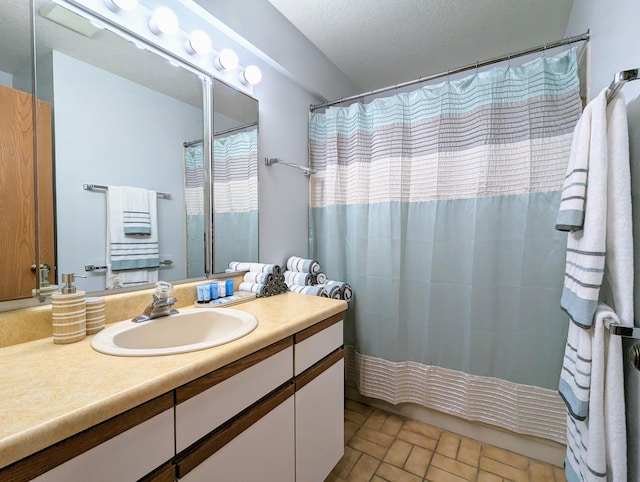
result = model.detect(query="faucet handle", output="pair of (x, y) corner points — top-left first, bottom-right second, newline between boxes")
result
(155, 281), (173, 299)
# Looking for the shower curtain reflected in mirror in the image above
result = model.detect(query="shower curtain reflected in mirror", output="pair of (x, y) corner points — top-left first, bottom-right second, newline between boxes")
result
(184, 128), (259, 276)
(213, 128), (259, 272)
(309, 49), (582, 443)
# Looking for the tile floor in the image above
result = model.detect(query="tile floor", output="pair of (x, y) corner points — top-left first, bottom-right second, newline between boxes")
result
(325, 400), (567, 482)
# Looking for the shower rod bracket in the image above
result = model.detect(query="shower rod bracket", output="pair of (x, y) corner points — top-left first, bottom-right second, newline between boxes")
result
(265, 157), (316, 176)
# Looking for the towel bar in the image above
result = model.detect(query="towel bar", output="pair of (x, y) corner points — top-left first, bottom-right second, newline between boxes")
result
(604, 319), (640, 339)
(83, 183), (172, 199)
(85, 260), (173, 272)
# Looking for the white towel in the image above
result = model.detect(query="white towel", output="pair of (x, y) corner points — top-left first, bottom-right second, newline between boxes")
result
(115, 186), (152, 235)
(106, 186), (159, 288)
(286, 256), (320, 275)
(564, 305), (626, 482)
(558, 89), (632, 482)
(556, 89), (608, 328)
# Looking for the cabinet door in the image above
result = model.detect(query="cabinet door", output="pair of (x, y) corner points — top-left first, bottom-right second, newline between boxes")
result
(178, 388), (295, 482)
(32, 409), (174, 482)
(175, 339), (293, 452)
(295, 353), (344, 482)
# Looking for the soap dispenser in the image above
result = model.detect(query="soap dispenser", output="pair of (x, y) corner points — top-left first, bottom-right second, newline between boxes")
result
(51, 273), (87, 344)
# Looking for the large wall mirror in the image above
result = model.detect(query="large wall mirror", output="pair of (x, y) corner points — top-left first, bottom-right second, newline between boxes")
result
(0, 0), (259, 307)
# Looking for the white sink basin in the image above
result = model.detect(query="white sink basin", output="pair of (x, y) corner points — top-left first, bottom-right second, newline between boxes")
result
(91, 308), (258, 356)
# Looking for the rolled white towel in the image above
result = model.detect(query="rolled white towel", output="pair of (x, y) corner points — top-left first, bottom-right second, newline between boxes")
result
(318, 283), (341, 299)
(243, 272), (274, 285)
(286, 256), (320, 275)
(229, 262), (282, 275)
(315, 272), (327, 284)
(283, 270), (314, 286)
(238, 282), (269, 297)
(325, 280), (353, 302)
(288, 284), (328, 297)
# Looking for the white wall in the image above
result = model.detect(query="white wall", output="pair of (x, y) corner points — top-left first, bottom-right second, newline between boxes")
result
(566, 1), (640, 478)
(51, 51), (202, 292)
(0, 70), (12, 88)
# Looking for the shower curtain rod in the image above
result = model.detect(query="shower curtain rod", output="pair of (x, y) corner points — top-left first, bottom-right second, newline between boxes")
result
(183, 122), (258, 148)
(310, 30), (591, 111)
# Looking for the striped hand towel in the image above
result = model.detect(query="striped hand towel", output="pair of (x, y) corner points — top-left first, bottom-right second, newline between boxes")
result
(288, 284), (328, 297)
(283, 270), (314, 286)
(116, 186), (153, 235)
(228, 261), (282, 275)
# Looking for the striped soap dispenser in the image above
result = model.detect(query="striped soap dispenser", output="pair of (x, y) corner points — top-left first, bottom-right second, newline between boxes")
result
(51, 273), (87, 344)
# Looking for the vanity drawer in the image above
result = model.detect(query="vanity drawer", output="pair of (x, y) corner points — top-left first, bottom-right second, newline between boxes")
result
(175, 338), (293, 452)
(294, 313), (343, 375)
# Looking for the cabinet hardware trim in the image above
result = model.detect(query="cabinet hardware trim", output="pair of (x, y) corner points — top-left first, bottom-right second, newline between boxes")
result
(294, 347), (344, 392)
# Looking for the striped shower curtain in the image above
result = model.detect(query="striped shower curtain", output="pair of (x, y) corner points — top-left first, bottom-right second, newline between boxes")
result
(213, 129), (259, 272)
(309, 49), (582, 443)
(184, 144), (205, 278)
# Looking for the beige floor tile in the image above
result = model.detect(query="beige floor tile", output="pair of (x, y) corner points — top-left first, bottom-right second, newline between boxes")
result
(332, 446), (362, 478)
(478, 470), (503, 482)
(346, 399), (374, 415)
(324, 473), (348, 482)
(436, 432), (461, 458)
(529, 461), (556, 481)
(482, 445), (530, 471)
(356, 425), (395, 448)
(376, 462), (423, 482)
(380, 414), (404, 436)
(383, 439), (413, 467)
(396, 428), (438, 451)
(345, 408), (368, 425)
(402, 419), (442, 439)
(404, 445), (432, 477)
(426, 465), (470, 482)
(431, 453), (477, 481)
(553, 466), (568, 482)
(345, 419), (360, 443)
(370, 477), (386, 482)
(348, 435), (389, 459)
(479, 456), (529, 482)
(346, 453), (380, 482)
(364, 409), (389, 431)
(457, 438), (481, 467)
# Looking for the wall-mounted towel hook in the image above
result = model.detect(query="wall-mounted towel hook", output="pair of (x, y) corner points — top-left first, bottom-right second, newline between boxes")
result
(265, 157), (316, 176)
(604, 318), (640, 339)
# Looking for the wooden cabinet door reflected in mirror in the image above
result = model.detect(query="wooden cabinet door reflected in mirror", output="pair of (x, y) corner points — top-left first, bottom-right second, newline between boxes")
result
(0, 84), (54, 300)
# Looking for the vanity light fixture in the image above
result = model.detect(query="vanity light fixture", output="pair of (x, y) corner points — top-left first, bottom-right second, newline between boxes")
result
(104, 0), (138, 12)
(185, 30), (211, 55)
(240, 65), (262, 85)
(214, 48), (239, 71)
(148, 7), (179, 35)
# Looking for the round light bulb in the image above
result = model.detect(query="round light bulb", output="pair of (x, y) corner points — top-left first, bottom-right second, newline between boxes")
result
(215, 49), (239, 71)
(148, 7), (179, 35)
(104, 0), (138, 12)
(185, 30), (211, 55)
(240, 65), (262, 85)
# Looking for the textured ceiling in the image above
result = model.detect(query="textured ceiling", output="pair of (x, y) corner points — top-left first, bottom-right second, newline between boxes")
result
(267, 0), (575, 92)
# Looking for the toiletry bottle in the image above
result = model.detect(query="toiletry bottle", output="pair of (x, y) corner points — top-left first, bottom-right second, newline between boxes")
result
(52, 273), (87, 344)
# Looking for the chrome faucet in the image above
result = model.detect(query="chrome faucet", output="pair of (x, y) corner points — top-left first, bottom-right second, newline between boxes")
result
(133, 282), (178, 322)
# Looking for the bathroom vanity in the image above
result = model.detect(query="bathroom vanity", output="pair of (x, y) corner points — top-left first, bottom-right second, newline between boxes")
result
(0, 293), (347, 482)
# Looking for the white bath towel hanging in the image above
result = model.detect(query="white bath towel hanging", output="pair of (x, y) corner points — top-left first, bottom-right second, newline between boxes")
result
(557, 88), (633, 482)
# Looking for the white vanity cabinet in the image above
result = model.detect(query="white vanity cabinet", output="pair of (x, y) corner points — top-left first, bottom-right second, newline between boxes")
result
(1, 311), (346, 482)
(294, 315), (345, 482)
(26, 394), (174, 482)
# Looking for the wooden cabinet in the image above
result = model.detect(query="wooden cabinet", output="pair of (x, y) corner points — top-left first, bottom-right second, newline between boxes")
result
(0, 85), (54, 300)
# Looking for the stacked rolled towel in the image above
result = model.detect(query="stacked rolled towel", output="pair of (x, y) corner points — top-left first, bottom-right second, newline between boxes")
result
(283, 270), (315, 287)
(284, 256), (353, 302)
(288, 284), (329, 297)
(286, 256), (320, 275)
(228, 261), (282, 276)
(231, 262), (288, 297)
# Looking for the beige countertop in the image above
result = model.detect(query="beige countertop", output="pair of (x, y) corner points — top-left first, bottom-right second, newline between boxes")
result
(0, 292), (347, 469)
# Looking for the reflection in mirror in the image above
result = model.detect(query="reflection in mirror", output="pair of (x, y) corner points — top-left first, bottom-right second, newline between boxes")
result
(183, 80), (259, 275)
(212, 80), (259, 273)
(0, 0), (54, 301)
(34, 0), (206, 294)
